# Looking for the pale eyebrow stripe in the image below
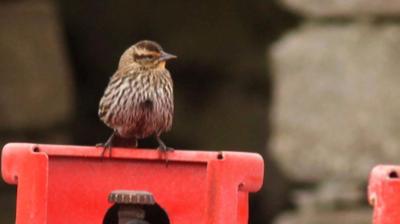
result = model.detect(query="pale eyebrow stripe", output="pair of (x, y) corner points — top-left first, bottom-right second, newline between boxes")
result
(135, 52), (160, 59)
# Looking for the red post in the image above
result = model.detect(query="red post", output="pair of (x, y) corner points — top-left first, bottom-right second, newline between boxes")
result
(368, 165), (400, 224)
(1, 143), (264, 224)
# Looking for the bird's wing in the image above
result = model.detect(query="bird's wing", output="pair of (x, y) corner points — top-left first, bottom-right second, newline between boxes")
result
(98, 68), (143, 127)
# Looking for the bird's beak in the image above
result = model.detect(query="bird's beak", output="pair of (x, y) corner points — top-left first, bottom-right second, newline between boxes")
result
(159, 51), (177, 61)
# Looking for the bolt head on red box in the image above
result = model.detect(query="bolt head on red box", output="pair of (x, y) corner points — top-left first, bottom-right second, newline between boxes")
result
(368, 165), (400, 224)
(1, 143), (264, 224)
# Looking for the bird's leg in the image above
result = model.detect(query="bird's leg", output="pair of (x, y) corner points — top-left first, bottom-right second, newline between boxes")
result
(155, 134), (173, 151)
(155, 134), (173, 166)
(132, 138), (138, 148)
(96, 131), (116, 158)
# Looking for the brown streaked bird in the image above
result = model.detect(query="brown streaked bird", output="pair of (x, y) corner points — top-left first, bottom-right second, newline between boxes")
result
(98, 40), (176, 156)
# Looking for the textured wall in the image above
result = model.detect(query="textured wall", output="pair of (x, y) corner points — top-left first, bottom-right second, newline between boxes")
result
(270, 0), (400, 223)
(271, 23), (400, 182)
(280, 0), (400, 17)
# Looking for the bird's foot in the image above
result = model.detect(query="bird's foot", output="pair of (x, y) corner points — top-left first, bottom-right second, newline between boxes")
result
(97, 132), (116, 158)
(155, 135), (173, 152)
(96, 142), (112, 158)
(157, 144), (174, 152)
(155, 137), (173, 166)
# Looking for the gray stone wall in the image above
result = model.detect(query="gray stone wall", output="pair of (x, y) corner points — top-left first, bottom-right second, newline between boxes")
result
(270, 1), (400, 223)
(280, 0), (400, 17)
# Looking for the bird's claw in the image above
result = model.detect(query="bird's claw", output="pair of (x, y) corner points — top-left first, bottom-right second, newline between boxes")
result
(98, 132), (115, 158)
(98, 142), (112, 158)
(157, 145), (174, 152)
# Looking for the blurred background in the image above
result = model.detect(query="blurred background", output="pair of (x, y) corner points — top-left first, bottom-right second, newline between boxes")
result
(2, 0), (400, 223)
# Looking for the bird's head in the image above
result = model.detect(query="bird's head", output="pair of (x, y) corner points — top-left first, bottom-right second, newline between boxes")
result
(119, 40), (176, 69)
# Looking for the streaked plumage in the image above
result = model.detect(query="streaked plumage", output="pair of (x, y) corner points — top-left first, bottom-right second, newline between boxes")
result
(98, 40), (176, 154)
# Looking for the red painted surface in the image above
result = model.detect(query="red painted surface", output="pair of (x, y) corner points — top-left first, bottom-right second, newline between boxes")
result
(368, 165), (400, 224)
(1, 143), (264, 224)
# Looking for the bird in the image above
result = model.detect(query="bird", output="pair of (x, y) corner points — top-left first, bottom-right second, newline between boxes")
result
(98, 40), (176, 156)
